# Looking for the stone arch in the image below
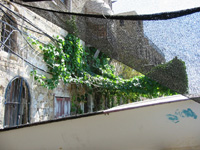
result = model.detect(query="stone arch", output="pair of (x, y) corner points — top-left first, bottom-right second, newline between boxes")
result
(4, 76), (31, 127)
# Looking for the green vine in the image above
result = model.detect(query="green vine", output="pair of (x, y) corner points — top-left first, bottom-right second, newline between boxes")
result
(31, 34), (177, 112)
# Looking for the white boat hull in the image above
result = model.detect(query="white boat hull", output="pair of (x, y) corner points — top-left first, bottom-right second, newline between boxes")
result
(0, 95), (200, 150)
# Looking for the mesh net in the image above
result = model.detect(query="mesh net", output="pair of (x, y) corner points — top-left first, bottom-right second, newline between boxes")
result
(1, 0), (200, 99)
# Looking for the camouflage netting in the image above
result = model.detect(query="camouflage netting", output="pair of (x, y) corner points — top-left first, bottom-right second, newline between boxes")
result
(1, 0), (200, 99)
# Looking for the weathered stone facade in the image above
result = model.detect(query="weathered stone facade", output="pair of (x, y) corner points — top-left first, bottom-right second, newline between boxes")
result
(0, 0), (166, 129)
(115, 11), (165, 73)
(0, 0), (112, 129)
(20, 0), (166, 74)
(0, 0), (70, 128)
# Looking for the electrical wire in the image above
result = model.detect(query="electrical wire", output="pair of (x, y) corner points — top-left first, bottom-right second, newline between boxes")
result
(0, 10), (44, 35)
(0, 9), (54, 73)
(0, 2), (56, 42)
(0, 24), (54, 71)
(0, 17), (48, 57)
(0, 41), (52, 74)
(0, 7), (49, 45)
(12, 1), (200, 20)
(0, 11), (44, 35)
(0, 5), (55, 70)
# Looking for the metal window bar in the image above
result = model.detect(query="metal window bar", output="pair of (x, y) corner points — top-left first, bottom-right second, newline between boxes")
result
(16, 78), (23, 126)
(0, 4), (56, 43)
(5, 102), (31, 104)
(0, 15), (52, 58)
(0, 18), (54, 70)
(0, 19), (18, 52)
(0, 29), (16, 50)
(0, 7), (56, 71)
(0, 12), (49, 52)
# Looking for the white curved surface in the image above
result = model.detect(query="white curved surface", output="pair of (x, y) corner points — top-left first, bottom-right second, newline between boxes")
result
(0, 95), (200, 150)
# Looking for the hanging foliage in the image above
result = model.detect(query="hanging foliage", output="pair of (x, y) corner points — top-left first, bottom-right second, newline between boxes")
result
(31, 34), (177, 110)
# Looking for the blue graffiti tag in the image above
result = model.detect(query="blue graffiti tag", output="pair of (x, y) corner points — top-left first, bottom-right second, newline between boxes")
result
(166, 114), (179, 123)
(166, 108), (197, 123)
(182, 108), (197, 119)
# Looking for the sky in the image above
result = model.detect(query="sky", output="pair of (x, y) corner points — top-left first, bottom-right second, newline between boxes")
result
(112, 0), (200, 14)
(143, 12), (200, 94)
(112, 0), (200, 95)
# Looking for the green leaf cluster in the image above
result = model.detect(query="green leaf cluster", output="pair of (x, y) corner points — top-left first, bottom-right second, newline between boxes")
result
(31, 34), (176, 110)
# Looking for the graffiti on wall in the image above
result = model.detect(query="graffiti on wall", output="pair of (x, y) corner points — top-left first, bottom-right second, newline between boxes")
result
(166, 108), (197, 123)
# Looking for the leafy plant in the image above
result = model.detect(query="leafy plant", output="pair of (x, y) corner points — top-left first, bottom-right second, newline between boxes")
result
(31, 34), (177, 113)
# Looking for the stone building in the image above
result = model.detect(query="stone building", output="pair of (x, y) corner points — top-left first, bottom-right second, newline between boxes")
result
(115, 11), (165, 73)
(0, 0), (165, 129)
(0, 0), (97, 128)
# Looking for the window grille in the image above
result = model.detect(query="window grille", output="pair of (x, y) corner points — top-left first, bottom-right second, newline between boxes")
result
(0, 14), (17, 52)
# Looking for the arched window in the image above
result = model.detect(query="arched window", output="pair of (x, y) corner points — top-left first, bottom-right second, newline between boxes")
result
(4, 77), (31, 128)
(0, 13), (17, 52)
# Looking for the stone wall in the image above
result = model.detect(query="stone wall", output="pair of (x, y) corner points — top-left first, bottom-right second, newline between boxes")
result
(71, 0), (111, 13)
(115, 11), (166, 73)
(0, 1), (69, 128)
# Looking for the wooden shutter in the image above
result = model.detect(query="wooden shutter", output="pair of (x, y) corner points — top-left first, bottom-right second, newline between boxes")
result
(54, 97), (70, 118)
